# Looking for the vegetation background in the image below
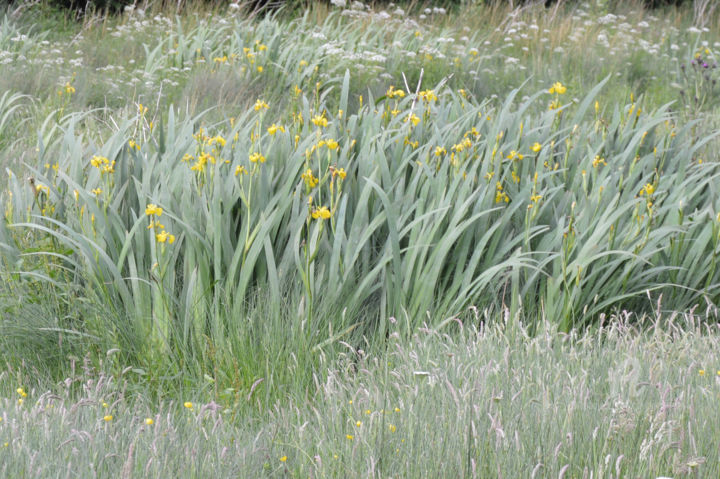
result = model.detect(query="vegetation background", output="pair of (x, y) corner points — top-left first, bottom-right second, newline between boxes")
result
(0, 0), (719, 476)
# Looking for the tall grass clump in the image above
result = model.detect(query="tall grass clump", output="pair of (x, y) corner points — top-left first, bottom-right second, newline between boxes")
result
(3, 70), (720, 384)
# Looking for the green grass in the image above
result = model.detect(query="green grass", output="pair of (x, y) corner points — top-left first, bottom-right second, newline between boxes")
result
(1, 0), (720, 475)
(2, 315), (719, 477)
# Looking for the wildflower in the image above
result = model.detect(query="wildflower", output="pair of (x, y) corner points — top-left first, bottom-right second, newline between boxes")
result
(356, 421), (362, 427)
(699, 369), (705, 376)
(592, 156), (607, 168)
(548, 82), (567, 95)
(334, 168), (347, 180)
(280, 456), (287, 462)
(301, 169), (319, 189)
(531, 142), (542, 153)
(434, 146), (447, 156)
(235, 165), (248, 176)
(253, 99), (269, 112)
(211, 135), (227, 147)
(103, 415), (113, 422)
(346, 434), (354, 440)
(484, 171), (495, 180)
(267, 124), (285, 135)
(406, 113), (420, 126)
(16, 388), (27, 398)
(91, 188), (102, 196)
(311, 114), (328, 128)
(102, 402), (108, 408)
(128, 140), (141, 150)
(419, 90), (437, 102)
(326, 139), (339, 150)
(17, 399), (23, 405)
(389, 424), (397, 433)
(394, 407), (400, 413)
(530, 194), (542, 203)
(639, 183), (655, 196)
(386, 86), (406, 99)
(145, 204), (163, 217)
(156, 230), (175, 244)
(249, 152), (266, 163)
(184, 402), (193, 410)
(312, 206), (331, 219)
(64, 82), (75, 95)
(145, 418), (154, 425)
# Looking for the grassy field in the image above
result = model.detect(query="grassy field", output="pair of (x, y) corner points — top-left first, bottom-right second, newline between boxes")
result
(1, 0), (720, 475)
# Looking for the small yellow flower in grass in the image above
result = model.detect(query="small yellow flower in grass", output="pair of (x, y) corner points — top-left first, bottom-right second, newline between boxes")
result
(184, 401), (193, 410)
(16, 388), (27, 398)
(530, 194), (542, 203)
(145, 417), (154, 425)
(346, 434), (354, 441)
(257, 66), (263, 73)
(145, 204), (163, 217)
(531, 142), (542, 153)
(267, 124), (285, 135)
(156, 230), (175, 244)
(312, 206), (331, 220)
(365, 409), (371, 415)
(102, 402), (108, 408)
(355, 421), (362, 427)
(419, 90), (437, 102)
(17, 398), (23, 405)
(235, 165), (248, 176)
(434, 146), (447, 157)
(548, 82), (567, 95)
(389, 424), (396, 433)
(326, 139), (339, 150)
(302, 169), (319, 189)
(406, 113), (420, 126)
(639, 183), (655, 196)
(91, 188), (102, 196)
(699, 369), (705, 376)
(394, 407), (400, 413)
(253, 99), (269, 112)
(280, 456), (287, 462)
(311, 114), (328, 128)
(103, 415), (113, 422)
(249, 152), (266, 163)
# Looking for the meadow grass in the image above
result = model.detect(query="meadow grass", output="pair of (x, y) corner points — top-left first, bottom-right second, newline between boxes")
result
(1, 313), (719, 477)
(1, 0), (720, 475)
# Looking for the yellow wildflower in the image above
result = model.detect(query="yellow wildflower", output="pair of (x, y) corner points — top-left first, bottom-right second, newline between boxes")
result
(103, 415), (113, 422)
(312, 206), (331, 219)
(326, 139), (339, 150)
(253, 99), (269, 112)
(145, 204), (163, 217)
(249, 152), (266, 163)
(311, 114), (328, 128)
(531, 142), (542, 153)
(548, 82), (567, 95)
(145, 418), (154, 425)
(184, 402), (193, 410)
(235, 165), (248, 176)
(267, 124), (285, 135)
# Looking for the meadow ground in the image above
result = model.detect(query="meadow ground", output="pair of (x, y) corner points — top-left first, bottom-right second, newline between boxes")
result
(1, 0), (720, 475)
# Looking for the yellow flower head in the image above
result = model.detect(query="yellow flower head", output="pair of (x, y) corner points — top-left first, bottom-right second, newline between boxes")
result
(311, 114), (328, 128)
(253, 99), (269, 112)
(249, 152), (266, 163)
(326, 139), (339, 150)
(267, 124), (285, 135)
(301, 169), (319, 189)
(311, 206), (331, 220)
(145, 204), (163, 217)
(548, 82), (567, 95)
(531, 142), (542, 153)
(184, 402), (193, 410)
(145, 418), (154, 425)
(235, 165), (248, 176)
(280, 456), (287, 462)
(103, 415), (113, 422)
